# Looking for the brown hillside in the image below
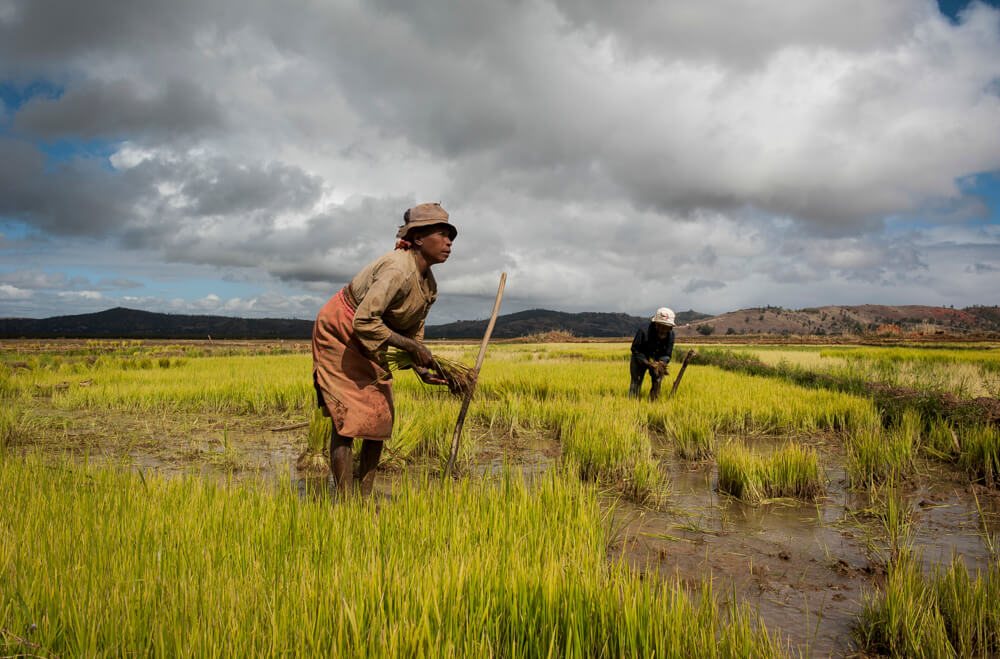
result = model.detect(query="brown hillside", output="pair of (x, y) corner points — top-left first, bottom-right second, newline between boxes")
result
(672, 305), (1000, 337)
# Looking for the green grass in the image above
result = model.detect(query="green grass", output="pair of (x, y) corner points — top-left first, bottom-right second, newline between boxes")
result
(0, 454), (787, 658)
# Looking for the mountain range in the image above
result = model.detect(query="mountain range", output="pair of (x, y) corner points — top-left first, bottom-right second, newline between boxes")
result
(0, 305), (997, 340)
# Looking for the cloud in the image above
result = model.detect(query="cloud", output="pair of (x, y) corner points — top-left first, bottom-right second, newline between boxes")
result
(0, 283), (32, 300)
(57, 290), (103, 300)
(683, 278), (726, 294)
(96, 277), (143, 289)
(0, 268), (67, 289)
(15, 78), (224, 142)
(0, 0), (999, 321)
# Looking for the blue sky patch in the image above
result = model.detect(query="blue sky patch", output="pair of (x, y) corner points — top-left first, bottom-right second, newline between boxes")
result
(0, 79), (63, 115)
(938, 0), (1000, 22)
(37, 137), (122, 171)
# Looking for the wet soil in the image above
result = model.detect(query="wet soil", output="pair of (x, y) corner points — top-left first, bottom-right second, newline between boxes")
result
(609, 439), (1000, 657)
(10, 410), (999, 657)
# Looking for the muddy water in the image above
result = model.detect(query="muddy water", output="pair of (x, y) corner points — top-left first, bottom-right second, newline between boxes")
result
(610, 452), (1000, 657)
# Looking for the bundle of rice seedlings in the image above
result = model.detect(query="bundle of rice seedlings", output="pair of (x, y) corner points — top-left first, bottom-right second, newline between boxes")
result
(650, 361), (669, 377)
(296, 408), (331, 474)
(382, 348), (476, 397)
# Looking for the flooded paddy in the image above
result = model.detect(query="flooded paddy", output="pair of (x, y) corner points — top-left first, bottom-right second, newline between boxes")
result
(10, 404), (998, 656)
(3, 338), (999, 657)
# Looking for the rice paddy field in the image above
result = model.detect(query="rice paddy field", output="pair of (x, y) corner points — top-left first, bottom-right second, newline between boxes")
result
(2, 337), (999, 657)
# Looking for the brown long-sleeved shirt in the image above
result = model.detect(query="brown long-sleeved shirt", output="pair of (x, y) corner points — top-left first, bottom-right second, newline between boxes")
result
(348, 249), (437, 355)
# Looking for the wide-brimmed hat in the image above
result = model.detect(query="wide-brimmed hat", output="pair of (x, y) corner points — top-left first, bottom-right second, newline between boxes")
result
(652, 307), (676, 327)
(396, 202), (458, 241)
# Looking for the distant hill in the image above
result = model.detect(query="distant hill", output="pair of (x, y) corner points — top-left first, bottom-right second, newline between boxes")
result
(425, 308), (711, 339)
(672, 304), (1000, 337)
(1, 305), (996, 340)
(0, 307), (313, 339)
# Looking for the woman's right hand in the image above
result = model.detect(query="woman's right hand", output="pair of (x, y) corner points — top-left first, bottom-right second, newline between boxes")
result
(409, 342), (434, 368)
(387, 330), (434, 368)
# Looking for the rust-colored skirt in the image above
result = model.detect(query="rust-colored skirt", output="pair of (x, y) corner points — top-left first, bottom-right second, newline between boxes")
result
(312, 288), (394, 440)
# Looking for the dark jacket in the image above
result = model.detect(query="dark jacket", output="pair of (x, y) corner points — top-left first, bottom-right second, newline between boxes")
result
(630, 322), (675, 364)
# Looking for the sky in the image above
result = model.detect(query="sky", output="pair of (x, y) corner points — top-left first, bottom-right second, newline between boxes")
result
(1, 0), (999, 323)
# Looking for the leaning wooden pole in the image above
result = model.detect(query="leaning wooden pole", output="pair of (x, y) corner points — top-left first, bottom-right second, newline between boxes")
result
(443, 272), (507, 479)
(668, 349), (696, 398)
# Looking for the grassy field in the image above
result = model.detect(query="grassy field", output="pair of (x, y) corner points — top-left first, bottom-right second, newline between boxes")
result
(2, 338), (999, 656)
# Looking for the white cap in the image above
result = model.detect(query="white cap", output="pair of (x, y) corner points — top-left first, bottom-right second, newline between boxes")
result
(652, 307), (676, 327)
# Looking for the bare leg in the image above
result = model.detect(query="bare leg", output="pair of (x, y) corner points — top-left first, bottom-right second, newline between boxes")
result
(330, 428), (354, 498)
(357, 439), (383, 497)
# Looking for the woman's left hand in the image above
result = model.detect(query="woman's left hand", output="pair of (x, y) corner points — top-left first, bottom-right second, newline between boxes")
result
(413, 365), (447, 385)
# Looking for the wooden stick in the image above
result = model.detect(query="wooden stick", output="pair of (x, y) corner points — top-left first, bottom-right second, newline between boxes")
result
(668, 349), (695, 398)
(444, 272), (507, 479)
(270, 422), (309, 432)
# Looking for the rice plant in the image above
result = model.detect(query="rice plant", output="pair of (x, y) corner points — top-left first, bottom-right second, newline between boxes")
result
(717, 442), (824, 503)
(854, 553), (1000, 658)
(847, 412), (919, 487)
(296, 407), (330, 474)
(0, 454), (788, 658)
(958, 424), (1000, 489)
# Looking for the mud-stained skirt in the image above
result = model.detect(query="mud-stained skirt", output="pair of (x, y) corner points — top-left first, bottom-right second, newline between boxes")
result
(312, 288), (393, 440)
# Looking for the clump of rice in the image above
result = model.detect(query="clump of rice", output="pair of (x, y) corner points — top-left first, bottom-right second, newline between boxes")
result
(651, 362), (669, 377)
(382, 349), (476, 397)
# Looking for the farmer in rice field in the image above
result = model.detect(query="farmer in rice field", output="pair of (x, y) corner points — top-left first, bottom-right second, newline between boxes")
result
(312, 202), (454, 497)
(629, 307), (676, 401)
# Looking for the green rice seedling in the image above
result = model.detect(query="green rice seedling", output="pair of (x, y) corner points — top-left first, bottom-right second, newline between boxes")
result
(381, 348), (475, 397)
(1, 455), (788, 658)
(717, 443), (764, 502)
(959, 424), (1000, 489)
(7, 340), (897, 504)
(0, 404), (33, 450)
(717, 442), (823, 503)
(853, 553), (953, 658)
(559, 404), (669, 506)
(766, 442), (824, 500)
(667, 416), (717, 460)
(855, 552), (1000, 658)
(934, 557), (1000, 656)
(865, 481), (915, 567)
(625, 455), (670, 508)
(296, 408), (330, 474)
(924, 417), (960, 460)
(0, 363), (22, 400)
(847, 414), (916, 487)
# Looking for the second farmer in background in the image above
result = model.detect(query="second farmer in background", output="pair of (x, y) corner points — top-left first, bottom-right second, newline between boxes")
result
(629, 307), (676, 401)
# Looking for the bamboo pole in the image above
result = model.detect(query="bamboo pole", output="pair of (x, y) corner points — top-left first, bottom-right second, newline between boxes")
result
(443, 272), (507, 479)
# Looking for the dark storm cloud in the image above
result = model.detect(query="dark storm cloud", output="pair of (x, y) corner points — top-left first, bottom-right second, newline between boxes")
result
(5, 0), (1000, 238)
(178, 159), (322, 218)
(15, 79), (224, 141)
(0, 137), (141, 236)
(0, 137), (324, 244)
(0, 0), (240, 72)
